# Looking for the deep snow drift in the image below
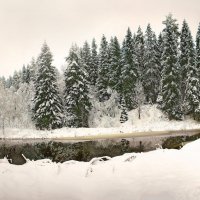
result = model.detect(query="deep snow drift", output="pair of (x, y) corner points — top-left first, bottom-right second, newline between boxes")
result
(1, 105), (200, 139)
(0, 139), (200, 200)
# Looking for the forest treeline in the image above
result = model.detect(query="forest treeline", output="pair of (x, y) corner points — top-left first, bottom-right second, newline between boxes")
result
(0, 14), (200, 130)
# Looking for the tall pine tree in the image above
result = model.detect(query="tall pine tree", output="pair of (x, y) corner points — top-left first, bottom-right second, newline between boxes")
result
(109, 36), (122, 93)
(90, 39), (99, 85)
(143, 24), (160, 103)
(134, 26), (145, 80)
(180, 20), (196, 101)
(180, 20), (199, 117)
(32, 42), (63, 130)
(80, 41), (92, 85)
(97, 35), (110, 101)
(193, 23), (200, 120)
(156, 33), (164, 104)
(121, 28), (138, 110)
(196, 23), (200, 81)
(64, 45), (91, 127)
(156, 33), (164, 76)
(161, 14), (183, 120)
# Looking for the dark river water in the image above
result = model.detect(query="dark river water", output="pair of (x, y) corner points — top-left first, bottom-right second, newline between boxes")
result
(0, 133), (199, 165)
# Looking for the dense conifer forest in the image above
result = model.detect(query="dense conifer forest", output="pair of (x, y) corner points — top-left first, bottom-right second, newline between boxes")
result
(0, 14), (200, 130)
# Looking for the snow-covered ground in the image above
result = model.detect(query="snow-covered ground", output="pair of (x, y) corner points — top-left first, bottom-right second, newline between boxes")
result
(0, 139), (200, 200)
(1, 105), (200, 139)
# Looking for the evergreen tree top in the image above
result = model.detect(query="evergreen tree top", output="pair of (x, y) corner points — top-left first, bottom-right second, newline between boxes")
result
(92, 38), (98, 51)
(162, 14), (179, 38)
(136, 26), (143, 35)
(127, 27), (132, 36)
(125, 28), (133, 43)
(82, 41), (91, 55)
(37, 42), (53, 68)
(100, 35), (108, 49)
(80, 41), (91, 64)
(66, 45), (80, 64)
(180, 19), (193, 41)
(110, 36), (120, 52)
(99, 35), (109, 63)
(180, 19), (195, 66)
(146, 24), (152, 32)
(196, 23), (200, 51)
(135, 26), (144, 49)
(195, 23), (200, 71)
(145, 24), (155, 39)
(158, 33), (163, 44)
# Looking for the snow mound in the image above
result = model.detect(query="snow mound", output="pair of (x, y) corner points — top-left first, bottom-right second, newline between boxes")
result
(181, 138), (200, 152)
(1, 139), (200, 200)
(123, 104), (167, 126)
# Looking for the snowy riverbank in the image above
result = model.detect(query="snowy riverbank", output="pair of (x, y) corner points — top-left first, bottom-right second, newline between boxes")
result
(1, 105), (200, 139)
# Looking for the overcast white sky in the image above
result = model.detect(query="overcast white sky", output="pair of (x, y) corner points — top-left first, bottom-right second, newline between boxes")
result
(0, 0), (200, 77)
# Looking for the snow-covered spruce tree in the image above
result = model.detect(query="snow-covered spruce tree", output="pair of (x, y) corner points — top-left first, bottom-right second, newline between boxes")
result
(80, 41), (92, 84)
(134, 26), (145, 80)
(90, 39), (99, 85)
(154, 33), (164, 105)
(109, 36), (122, 93)
(185, 64), (200, 119)
(97, 35), (110, 101)
(160, 14), (183, 120)
(180, 20), (196, 102)
(120, 96), (128, 123)
(180, 20), (199, 117)
(156, 33), (164, 78)
(121, 28), (138, 110)
(143, 24), (160, 104)
(196, 23), (200, 81)
(64, 45), (91, 127)
(32, 42), (64, 130)
(193, 23), (200, 121)
(157, 33), (164, 57)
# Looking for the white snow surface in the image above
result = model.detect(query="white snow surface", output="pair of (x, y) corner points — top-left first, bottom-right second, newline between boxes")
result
(1, 139), (200, 200)
(1, 105), (200, 139)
